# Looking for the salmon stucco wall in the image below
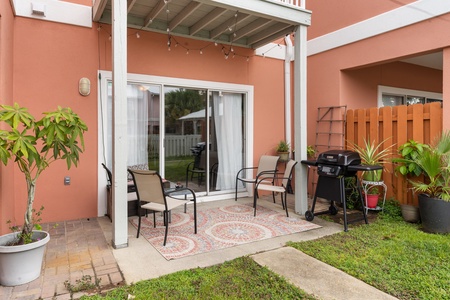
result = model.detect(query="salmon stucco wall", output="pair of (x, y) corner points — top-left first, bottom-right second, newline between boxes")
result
(306, 0), (416, 40)
(1, 16), (288, 229)
(307, 13), (450, 147)
(8, 17), (99, 228)
(97, 26), (287, 167)
(0, 1), (16, 234)
(341, 62), (442, 109)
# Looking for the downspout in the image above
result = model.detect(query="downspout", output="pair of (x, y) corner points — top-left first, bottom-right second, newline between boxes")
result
(285, 34), (293, 155)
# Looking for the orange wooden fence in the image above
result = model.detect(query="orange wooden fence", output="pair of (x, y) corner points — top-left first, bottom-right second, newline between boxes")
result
(345, 102), (442, 205)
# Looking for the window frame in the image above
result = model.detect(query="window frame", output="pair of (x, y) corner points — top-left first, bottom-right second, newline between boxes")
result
(378, 85), (442, 107)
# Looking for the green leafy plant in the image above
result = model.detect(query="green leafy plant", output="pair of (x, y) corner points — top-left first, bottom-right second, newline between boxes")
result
(6, 206), (44, 245)
(392, 139), (429, 177)
(275, 140), (290, 153)
(408, 131), (450, 201)
(349, 137), (395, 181)
(0, 103), (88, 244)
(65, 275), (101, 296)
(307, 145), (316, 158)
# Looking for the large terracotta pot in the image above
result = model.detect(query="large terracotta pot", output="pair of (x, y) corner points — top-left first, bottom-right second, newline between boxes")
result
(418, 194), (450, 233)
(0, 230), (50, 286)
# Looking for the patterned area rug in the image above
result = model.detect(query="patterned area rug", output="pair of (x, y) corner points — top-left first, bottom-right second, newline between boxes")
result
(129, 203), (321, 260)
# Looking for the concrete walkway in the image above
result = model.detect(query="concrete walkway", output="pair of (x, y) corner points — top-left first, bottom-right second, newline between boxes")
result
(252, 247), (397, 300)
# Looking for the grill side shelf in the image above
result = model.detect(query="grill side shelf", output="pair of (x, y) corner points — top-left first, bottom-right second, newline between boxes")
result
(347, 165), (382, 172)
(301, 159), (318, 167)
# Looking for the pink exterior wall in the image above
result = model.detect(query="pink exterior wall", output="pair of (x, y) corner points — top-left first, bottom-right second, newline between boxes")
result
(0, 1), (16, 234)
(306, 8), (450, 146)
(1, 15), (287, 231)
(341, 62), (442, 109)
(4, 18), (100, 231)
(306, 0), (416, 39)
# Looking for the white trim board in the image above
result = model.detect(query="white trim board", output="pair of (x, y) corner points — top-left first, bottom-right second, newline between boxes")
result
(11, 0), (92, 28)
(377, 85), (443, 107)
(308, 0), (450, 56)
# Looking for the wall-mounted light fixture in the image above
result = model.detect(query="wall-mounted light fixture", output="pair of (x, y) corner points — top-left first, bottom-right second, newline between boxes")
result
(79, 77), (90, 96)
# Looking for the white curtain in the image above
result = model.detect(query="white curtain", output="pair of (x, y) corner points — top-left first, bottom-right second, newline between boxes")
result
(107, 84), (149, 167)
(213, 92), (243, 190)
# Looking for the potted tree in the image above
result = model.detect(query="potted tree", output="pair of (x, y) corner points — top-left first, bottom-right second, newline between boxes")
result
(392, 139), (428, 223)
(407, 131), (450, 233)
(275, 140), (290, 162)
(0, 103), (87, 286)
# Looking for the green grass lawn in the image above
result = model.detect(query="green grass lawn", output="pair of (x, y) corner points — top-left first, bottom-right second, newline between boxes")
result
(80, 257), (316, 300)
(80, 200), (449, 300)
(289, 201), (450, 300)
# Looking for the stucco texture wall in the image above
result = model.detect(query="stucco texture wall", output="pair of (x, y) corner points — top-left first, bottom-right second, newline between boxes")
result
(306, 13), (450, 146)
(0, 0), (16, 234)
(9, 17), (99, 227)
(2, 17), (287, 227)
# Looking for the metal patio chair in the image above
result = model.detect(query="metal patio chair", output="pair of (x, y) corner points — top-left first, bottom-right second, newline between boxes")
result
(254, 159), (298, 217)
(128, 169), (197, 246)
(235, 155), (280, 201)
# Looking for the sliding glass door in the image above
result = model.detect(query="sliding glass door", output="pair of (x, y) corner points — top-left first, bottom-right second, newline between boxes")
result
(163, 88), (245, 194)
(100, 71), (252, 210)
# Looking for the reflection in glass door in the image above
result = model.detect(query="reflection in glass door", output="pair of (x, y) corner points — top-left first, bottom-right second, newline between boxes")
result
(107, 81), (246, 196)
(106, 82), (161, 176)
(164, 87), (207, 192)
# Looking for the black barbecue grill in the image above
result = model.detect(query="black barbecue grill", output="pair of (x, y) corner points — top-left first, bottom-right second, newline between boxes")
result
(302, 149), (382, 231)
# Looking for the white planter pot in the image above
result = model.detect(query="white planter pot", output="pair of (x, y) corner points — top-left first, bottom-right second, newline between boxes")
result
(0, 230), (50, 286)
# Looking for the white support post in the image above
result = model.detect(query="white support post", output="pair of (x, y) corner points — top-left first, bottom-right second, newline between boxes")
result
(294, 25), (308, 215)
(111, 0), (128, 248)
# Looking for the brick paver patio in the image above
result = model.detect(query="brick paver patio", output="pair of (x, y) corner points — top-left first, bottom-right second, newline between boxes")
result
(0, 218), (124, 300)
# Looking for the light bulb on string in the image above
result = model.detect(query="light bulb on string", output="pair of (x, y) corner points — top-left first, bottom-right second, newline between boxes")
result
(136, 32), (140, 38)
(200, 49), (203, 55)
(186, 49), (189, 54)
(246, 56), (250, 62)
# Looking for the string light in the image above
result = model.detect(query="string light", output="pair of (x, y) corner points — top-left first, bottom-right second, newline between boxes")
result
(96, 9), (291, 62)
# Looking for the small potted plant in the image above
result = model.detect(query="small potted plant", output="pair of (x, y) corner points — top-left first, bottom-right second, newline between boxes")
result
(0, 103), (88, 286)
(307, 145), (316, 159)
(406, 131), (450, 233)
(392, 139), (428, 222)
(350, 137), (394, 181)
(350, 138), (394, 209)
(276, 140), (290, 162)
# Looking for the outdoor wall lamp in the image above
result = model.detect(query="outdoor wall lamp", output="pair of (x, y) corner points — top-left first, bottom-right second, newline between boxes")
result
(79, 77), (90, 96)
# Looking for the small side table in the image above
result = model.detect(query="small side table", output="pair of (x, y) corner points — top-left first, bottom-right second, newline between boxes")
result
(361, 180), (387, 214)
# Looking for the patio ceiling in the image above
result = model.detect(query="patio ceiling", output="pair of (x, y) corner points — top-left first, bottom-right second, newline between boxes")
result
(93, 0), (311, 49)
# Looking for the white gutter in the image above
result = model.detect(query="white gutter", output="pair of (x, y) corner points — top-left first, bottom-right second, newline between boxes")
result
(284, 35), (293, 153)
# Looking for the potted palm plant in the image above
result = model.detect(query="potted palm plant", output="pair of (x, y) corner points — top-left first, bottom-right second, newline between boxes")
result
(406, 131), (450, 233)
(276, 140), (290, 162)
(0, 103), (87, 286)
